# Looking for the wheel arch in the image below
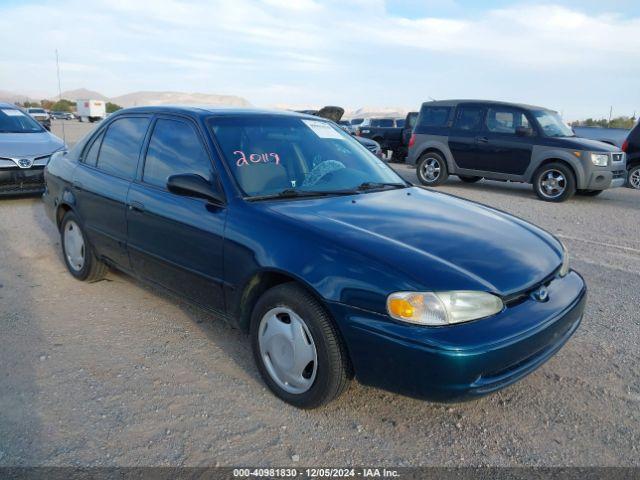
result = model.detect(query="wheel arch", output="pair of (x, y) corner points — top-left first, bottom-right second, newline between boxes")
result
(529, 156), (583, 188)
(234, 268), (332, 335)
(415, 142), (455, 172)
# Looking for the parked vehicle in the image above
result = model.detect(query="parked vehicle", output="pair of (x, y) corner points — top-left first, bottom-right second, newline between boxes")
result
(51, 111), (75, 120)
(0, 103), (65, 195)
(76, 99), (106, 123)
(26, 107), (51, 131)
(356, 112), (418, 161)
(572, 126), (629, 148)
(295, 106), (383, 158)
(407, 100), (627, 202)
(622, 120), (640, 189)
(44, 106), (585, 408)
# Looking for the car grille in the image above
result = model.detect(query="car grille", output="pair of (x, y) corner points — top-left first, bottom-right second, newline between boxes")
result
(612, 153), (624, 162)
(613, 170), (626, 179)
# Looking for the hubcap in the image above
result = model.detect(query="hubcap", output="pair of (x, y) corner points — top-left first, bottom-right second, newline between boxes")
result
(63, 220), (85, 271)
(258, 307), (317, 394)
(539, 169), (566, 198)
(630, 168), (640, 189)
(420, 158), (441, 182)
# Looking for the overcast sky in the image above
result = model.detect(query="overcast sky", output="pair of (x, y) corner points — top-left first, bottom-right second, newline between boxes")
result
(1, 0), (639, 120)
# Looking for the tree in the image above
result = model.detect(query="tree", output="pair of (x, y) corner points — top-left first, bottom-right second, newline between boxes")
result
(50, 99), (75, 112)
(106, 102), (122, 113)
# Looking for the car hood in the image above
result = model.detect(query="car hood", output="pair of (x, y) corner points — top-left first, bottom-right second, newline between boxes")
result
(263, 187), (562, 296)
(549, 136), (620, 152)
(0, 131), (65, 157)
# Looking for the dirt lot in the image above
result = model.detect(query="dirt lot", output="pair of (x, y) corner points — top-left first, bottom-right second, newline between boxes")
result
(0, 121), (639, 467)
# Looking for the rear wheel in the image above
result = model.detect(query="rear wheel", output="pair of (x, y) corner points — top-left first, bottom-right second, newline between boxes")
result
(250, 283), (351, 409)
(416, 152), (449, 186)
(628, 164), (640, 190)
(60, 211), (108, 282)
(532, 162), (576, 202)
(458, 175), (482, 183)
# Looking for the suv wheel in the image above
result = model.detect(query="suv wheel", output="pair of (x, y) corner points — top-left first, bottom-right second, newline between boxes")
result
(532, 162), (576, 202)
(250, 283), (351, 409)
(628, 164), (640, 190)
(416, 152), (448, 186)
(60, 211), (108, 282)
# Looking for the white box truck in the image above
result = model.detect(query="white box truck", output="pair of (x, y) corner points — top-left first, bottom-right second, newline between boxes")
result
(76, 99), (106, 123)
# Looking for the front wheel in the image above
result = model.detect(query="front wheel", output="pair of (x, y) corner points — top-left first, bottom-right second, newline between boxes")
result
(250, 283), (351, 409)
(532, 162), (576, 202)
(416, 152), (449, 186)
(628, 164), (640, 190)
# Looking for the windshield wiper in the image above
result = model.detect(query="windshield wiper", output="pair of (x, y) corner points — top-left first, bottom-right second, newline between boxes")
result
(356, 181), (408, 191)
(247, 188), (358, 201)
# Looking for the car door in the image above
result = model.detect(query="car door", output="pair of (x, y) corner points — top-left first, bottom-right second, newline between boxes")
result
(126, 115), (227, 313)
(475, 106), (535, 174)
(448, 104), (486, 169)
(72, 115), (151, 269)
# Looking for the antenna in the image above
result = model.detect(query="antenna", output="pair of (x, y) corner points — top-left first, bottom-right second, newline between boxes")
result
(55, 49), (66, 144)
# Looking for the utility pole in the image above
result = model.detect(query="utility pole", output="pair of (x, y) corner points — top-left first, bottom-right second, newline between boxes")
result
(608, 105), (613, 124)
(55, 49), (66, 143)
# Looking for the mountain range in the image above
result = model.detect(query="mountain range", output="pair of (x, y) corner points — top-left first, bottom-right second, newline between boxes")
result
(0, 88), (408, 118)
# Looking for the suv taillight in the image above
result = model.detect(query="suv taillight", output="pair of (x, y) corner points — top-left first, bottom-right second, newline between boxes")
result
(408, 133), (416, 148)
(622, 139), (629, 152)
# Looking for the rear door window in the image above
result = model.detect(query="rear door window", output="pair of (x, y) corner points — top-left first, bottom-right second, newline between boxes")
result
(453, 106), (485, 131)
(417, 107), (451, 128)
(83, 131), (105, 167)
(143, 118), (213, 189)
(96, 117), (150, 180)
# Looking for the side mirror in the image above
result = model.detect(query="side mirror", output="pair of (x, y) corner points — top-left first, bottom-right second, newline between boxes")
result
(516, 126), (534, 137)
(167, 174), (224, 205)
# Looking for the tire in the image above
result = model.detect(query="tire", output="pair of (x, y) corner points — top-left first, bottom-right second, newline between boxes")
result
(577, 189), (604, 196)
(628, 164), (640, 190)
(416, 151), (449, 186)
(458, 175), (482, 183)
(250, 283), (351, 409)
(532, 162), (576, 202)
(60, 211), (108, 282)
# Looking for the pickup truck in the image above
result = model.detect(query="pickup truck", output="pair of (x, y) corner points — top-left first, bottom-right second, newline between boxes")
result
(355, 112), (418, 162)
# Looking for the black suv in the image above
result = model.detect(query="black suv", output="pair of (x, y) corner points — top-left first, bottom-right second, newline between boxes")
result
(407, 100), (627, 202)
(622, 121), (640, 189)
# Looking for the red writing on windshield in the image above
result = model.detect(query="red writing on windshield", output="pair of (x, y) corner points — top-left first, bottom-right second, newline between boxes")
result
(234, 150), (281, 167)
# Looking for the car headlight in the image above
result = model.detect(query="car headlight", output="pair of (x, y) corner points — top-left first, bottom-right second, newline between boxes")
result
(386, 291), (503, 326)
(559, 242), (570, 277)
(590, 153), (609, 166)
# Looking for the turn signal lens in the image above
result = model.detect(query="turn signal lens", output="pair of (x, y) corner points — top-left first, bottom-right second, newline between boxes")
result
(388, 298), (415, 318)
(559, 241), (570, 277)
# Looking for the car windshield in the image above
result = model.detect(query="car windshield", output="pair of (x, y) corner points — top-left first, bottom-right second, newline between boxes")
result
(28, 108), (45, 114)
(350, 118), (364, 125)
(0, 108), (44, 133)
(533, 110), (574, 137)
(209, 115), (406, 198)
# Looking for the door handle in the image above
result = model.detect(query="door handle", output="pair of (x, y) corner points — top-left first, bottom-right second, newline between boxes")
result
(476, 136), (489, 143)
(128, 201), (145, 212)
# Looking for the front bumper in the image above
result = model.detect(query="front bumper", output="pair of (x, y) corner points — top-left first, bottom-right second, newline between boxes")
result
(329, 271), (586, 402)
(584, 169), (627, 190)
(0, 166), (46, 196)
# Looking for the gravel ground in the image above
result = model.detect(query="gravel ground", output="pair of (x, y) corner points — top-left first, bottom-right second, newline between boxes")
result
(0, 121), (638, 467)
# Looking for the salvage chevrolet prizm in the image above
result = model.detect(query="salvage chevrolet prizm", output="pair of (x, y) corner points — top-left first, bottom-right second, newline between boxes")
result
(44, 107), (586, 409)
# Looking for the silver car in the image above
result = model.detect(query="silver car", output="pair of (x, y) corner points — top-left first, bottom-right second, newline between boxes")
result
(0, 103), (66, 196)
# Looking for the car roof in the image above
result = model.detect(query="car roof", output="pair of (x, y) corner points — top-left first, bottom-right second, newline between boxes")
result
(420, 99), (552, 112)
(109, 105), (320, 120)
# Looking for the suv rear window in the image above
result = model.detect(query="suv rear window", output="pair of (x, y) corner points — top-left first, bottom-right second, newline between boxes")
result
(418, 107), (451, 127)
(370, 119), (394, 127)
